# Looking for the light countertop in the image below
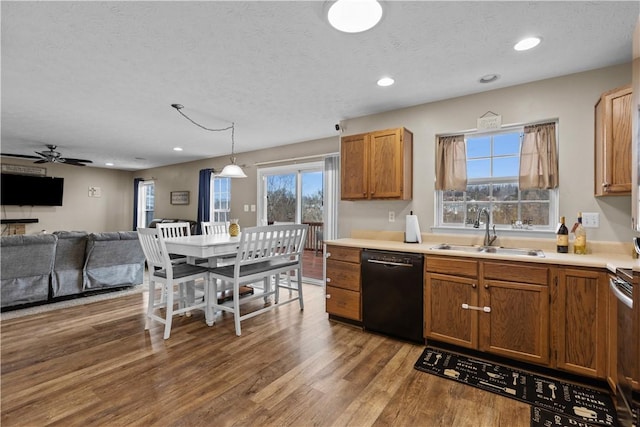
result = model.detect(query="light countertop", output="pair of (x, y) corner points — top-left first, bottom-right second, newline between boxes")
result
(325, 231), (640, 273)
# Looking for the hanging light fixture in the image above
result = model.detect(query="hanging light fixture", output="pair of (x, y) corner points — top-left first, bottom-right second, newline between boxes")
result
(171, 104), (247, 178)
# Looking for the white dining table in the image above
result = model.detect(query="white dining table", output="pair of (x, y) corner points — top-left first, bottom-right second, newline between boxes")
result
(163, 233), (241, 266)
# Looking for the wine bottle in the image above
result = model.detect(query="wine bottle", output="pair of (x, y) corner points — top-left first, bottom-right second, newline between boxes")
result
(572, 212), (587, 255)
(557, 216), (569, 253)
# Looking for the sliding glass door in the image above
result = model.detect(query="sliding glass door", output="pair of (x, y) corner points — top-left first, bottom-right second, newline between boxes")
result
(258, 162), (324, 283)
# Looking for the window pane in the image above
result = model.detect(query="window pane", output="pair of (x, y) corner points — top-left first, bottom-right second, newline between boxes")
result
(493, 157), (519, 177)
(521, 202), (550, 226)
(467, 203), (490, 225)
(301, 171), (323, 223)
(521, 188), (550, 201)
(467, 137), (490, 158)
(493, 202), (519, 225)
(467, 159), (490, 178)
(466, 184), (490, 202)
(442, 203), (465, 224)
(492, 183), (518, 201)
(493, 133), (520, 156)
(442, 190), (465, 202)
(267, 173), (296, 223)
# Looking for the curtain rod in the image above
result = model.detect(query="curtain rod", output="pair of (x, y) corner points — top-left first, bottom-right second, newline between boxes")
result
(436, 117), (558, 138)
(254, 152), (339, 167)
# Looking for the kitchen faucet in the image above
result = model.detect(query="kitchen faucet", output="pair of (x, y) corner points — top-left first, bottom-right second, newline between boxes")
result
(473, 207), (498, 247)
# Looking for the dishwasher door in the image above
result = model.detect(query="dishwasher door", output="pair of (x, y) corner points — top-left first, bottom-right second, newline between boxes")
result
(361, 249), (424, 343)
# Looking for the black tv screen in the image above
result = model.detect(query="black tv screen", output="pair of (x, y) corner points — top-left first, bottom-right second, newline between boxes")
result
(1, 173), (64, 206)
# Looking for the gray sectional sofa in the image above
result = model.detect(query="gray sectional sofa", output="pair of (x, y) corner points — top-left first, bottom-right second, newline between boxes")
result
(1, 231), (145, 310)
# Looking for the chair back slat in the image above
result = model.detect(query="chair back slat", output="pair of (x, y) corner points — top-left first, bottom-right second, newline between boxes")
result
(156, 222), (191, 238)
(236, 224), (307, 269)
(201, 221), (229, 235)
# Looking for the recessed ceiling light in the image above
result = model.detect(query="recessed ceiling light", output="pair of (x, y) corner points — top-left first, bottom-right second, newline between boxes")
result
(479, 74), (499, 84)
(105, 162), (114, 166)
(173, 147), (183, 152)
(377, 77), (395, 87)
(514, 37), (541, 51)
(327, 0), (383, 33)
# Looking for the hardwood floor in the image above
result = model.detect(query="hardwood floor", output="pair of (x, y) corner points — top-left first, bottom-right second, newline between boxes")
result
(1, 283), (530, 426)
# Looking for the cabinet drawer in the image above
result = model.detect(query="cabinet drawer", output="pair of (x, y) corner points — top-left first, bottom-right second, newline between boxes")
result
(326, 245), (361, 264)
(326, 286), (361, 320)
(426, 256), (478, 278)
(326, 259), (361, 291)
(483, 261), (548, 285)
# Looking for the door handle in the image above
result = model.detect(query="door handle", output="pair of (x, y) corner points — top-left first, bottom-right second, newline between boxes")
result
(461, 303), (491, 313)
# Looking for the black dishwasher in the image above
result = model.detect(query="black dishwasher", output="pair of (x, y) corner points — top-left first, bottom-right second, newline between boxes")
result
(361, 249), (424, 343)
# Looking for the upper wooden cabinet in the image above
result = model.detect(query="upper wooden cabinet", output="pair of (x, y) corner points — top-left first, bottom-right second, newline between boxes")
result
(340, 127), (413, 200)
(594, 84), (632, 196)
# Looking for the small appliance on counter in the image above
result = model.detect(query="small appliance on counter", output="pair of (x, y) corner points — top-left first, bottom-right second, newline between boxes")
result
(405, 211), (421, 243)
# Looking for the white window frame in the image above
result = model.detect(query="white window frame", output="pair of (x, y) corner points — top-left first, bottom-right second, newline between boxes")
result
(210, 176), (231, 222)
(434, 124), (558, 236)
(136, 180), (155, 228)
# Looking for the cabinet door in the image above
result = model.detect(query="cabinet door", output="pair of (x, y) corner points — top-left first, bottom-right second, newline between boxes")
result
(554, 268), (607, 378)
(424, 272), (478, 348)
(595, 85), (632, 196)
(368, 128), (403, 199)
(326, 285), (361, 320)
(479, 280), (550, 365)
(340, 133), (368, 200)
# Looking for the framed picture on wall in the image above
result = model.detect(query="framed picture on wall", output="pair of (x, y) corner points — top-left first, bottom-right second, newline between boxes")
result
(170, 191), (189, 205)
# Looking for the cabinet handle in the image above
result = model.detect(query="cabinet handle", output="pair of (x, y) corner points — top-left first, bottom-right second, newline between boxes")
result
(484, 284), (489, 289)
(472, 283), (477, 288)
(602, 182), (610, 188)
(326, 252), (331, 258)
(461, 303), (491, 313)
(326, 277), (331, 283)
(326, 294), (331, 299)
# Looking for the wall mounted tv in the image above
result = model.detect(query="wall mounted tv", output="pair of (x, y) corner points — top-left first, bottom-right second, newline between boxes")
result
(1, 173), (64, 206)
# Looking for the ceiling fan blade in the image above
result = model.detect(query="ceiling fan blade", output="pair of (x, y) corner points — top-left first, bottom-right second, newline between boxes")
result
(60, 157), (93, 164)
(0, 153), (43, 160)
(60, 159), (88, 166)
(33, 159), (48, 164)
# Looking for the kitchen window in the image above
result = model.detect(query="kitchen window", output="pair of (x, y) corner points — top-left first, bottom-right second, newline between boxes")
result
(435, 124), (558, 232)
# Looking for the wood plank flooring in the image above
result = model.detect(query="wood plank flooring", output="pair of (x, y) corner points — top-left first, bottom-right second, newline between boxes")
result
(1, 284), (531, 426)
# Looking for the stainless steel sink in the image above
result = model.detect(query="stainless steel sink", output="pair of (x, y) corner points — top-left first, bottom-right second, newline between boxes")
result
(430, 243), (545, 258)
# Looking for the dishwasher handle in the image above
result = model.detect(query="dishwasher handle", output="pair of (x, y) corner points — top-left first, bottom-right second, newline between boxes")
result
(366, 259), (414, 268)
(609, 277), (633, 309)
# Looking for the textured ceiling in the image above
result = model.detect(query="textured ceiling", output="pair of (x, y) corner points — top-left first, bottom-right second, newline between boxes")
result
(1, 1), (638, 171)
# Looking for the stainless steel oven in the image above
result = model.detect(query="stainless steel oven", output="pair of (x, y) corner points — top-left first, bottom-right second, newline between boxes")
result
(611, 267), (636, 427)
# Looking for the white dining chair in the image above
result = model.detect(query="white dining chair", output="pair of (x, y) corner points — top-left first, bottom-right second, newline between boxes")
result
(156, 221), (192, 264)
(208, 224), (308, 336)
(201, 221), (229, 236)
(137, 227), (211, 339)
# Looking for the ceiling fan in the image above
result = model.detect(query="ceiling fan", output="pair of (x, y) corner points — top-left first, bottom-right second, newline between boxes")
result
(1, 144), (93, 166)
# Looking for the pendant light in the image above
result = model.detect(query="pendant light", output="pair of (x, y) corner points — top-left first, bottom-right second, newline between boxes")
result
(171, 104), (246, 178)
(218, 122), (247, 178)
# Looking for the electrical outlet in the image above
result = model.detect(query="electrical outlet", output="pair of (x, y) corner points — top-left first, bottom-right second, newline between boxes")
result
(243, 204), (249, 212)
(582, 212), (599, 228)
(388, 211), (395, 222)
(251, 204), (256, 212)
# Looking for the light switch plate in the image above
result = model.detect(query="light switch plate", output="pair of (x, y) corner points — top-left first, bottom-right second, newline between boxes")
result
(243, 204), (249, 212)
(582, 212), (599, 228)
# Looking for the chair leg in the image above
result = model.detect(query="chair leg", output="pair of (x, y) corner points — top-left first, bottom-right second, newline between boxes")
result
(233, 283), (242, 336)
(296, 268), (304, 310)
(164, 282), (174, 339)
(205, 276), (214, 326)
(146, 279), (156, 331)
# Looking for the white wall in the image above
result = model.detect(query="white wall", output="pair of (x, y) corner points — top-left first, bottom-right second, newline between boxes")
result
(339, 63), (633, 242)
(1, 159), (135, 234)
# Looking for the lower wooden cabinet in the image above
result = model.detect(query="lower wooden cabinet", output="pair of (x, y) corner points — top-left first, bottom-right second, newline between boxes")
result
(325, 245), (361, 321)
(425, 256), (550, 366)
(552, 267), (608, 378)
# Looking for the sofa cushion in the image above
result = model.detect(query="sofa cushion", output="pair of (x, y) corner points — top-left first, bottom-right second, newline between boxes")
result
(1, 234), (57, 308)
(84, 231), (145, 290)
(51, 231), (88, 298)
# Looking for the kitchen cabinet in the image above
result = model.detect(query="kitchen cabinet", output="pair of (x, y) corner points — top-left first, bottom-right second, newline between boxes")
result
(340, 127), (413, 200)
(594, 84), (632, 196)
(425, 256), (550, 366)
(325, 245), (361, 322)
(552, 267), (608, 379)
